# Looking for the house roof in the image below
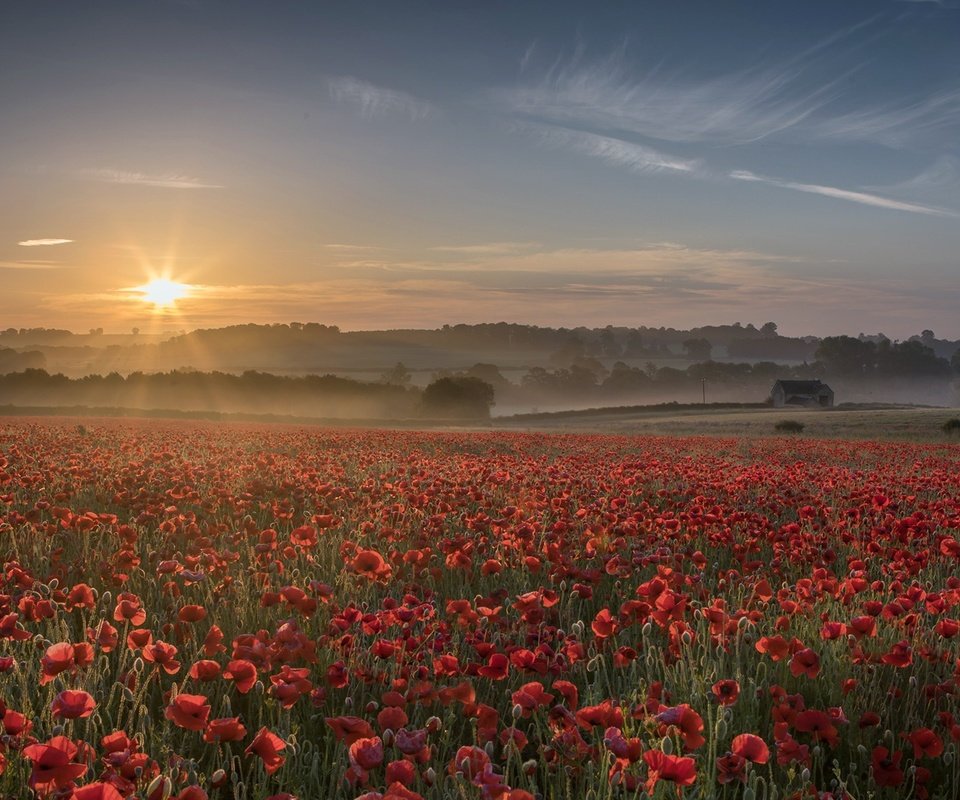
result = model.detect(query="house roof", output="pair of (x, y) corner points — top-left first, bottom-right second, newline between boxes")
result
(773, 380), (832, 393)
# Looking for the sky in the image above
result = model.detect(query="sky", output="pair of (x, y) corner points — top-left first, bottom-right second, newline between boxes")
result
(1, 0), (959, 339)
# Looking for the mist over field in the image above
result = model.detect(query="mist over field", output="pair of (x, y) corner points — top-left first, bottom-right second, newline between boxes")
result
(1, 322), (957, 419)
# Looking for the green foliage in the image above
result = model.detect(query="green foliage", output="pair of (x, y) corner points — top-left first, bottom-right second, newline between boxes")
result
(943, 417), (960, 436)
(421, 376), (495, 418)
(775, 419), (805, 433)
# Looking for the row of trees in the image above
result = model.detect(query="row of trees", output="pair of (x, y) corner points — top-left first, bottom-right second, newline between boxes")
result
(0, 370), (496, 420)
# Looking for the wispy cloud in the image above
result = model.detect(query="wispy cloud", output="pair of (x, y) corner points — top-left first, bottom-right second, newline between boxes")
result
(729, 170), (959, 216)
(18, 238), (73, 247)
(491, 20), (960, 151)
(517, 123), (700, 174)
(328, 76), (435, 120)
(430, 241), (541, 255)
(865, 155), (960, 195)
(80, 168), (223, 189)
(812, 88), (960, 147)
(491, 51), (845, 146)
(0, 260), (64, 270)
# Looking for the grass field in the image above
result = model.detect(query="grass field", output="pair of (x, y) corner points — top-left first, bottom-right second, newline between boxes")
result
(495, 405), (960, 441)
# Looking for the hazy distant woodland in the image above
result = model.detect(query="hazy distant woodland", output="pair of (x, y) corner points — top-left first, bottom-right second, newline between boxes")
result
(0, 322), (958, 418)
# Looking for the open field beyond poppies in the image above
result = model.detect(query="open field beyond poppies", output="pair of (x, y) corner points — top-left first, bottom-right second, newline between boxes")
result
(1, 418), (960, 799)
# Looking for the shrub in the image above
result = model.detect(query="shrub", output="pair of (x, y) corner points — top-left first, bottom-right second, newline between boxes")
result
(943, 417), (960, 436)
(775, 419), (805, 433)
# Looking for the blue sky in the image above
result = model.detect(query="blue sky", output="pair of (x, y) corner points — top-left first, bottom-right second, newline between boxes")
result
(1, 0), (958, 337)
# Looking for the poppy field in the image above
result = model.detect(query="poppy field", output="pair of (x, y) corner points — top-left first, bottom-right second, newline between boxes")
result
(2, 419), (960, 800)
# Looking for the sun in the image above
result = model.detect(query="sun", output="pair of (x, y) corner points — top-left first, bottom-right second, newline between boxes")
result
(136, 278), (191, 308)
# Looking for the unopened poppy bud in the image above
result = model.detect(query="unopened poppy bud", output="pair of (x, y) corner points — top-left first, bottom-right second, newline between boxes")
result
(424, 767), (436, 785)
(522, 759), (538, 776)
(122, 687), (135, 702)
(101, 591), (112, 606)
(426, 716), (441, 733)
(365, 700), (378, 714)
(662, 736), (673, 755)
(211, 769), (227, 787)
(147, 775), (172, 800)
(254, 680), (264, 694)
(382, 729), (394, 747)
(512, 703), (523, 719)
(641, 622), (653, 637)
(801, 768), (811, 782)
(48, 578), (59, 591)
(743, 789), (755, 800)
(484, 741), (495, 757)
(344, 696), (353, 709)
(52, 724), (64, 736)
(133, 657), (144, 672)
(681, 631), (692, 646)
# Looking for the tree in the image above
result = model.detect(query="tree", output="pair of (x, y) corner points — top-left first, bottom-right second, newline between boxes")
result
(952, 348), (960, 375)
(421, 377), (495, 419)
(381, 362), (411, 386)
(682, 338), (712, 361)
(760, 322), (778, 337)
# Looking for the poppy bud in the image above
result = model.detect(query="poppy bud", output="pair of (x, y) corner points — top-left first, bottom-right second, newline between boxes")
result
(662, 736), (673, 755)
(345, 696), (353, 709)
(123, 687), (135, 702)
(424, 767), (436, 785)
(52, 724), (64, 736)
(211, 769), (227, 788)
(133, 657), (144, 672)
(147, 775), (172, 800)
(523, 759), (538, 776)
(382, 729), (394, 747)
(485, 741), (495, 757)
(642, 622), (652, 637)
(426, 716), (441, 733)
(364, 700), (378, 714)
(801, 768), (810, 782)
(512, 704), (523, 719)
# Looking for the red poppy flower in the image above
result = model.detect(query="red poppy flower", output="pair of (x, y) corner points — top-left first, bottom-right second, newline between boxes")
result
(907, 728), (943, 759)
(22, 736), (88, 792)
(73, 782), (125, 800)
(204, 717), (247, 743)
(731, 733), (769, 764)
(51, 689), (96, 719)
(143, 640), (181, 674)
(113, 593), (147, 625)
(655, 704), (705, 750)
(40, 642), (77, 685)
(223, 659), (258, 693)
(871, 746), (904, 787)
(448, 745), (491, 780)
(789, 648), (821, 679)
(643, 750), (696, 793)
(716, 752), (747, 784)
(245, 727), (286, 774)
(350, 549), (392, 581)
(349, 736), (385, 771)
(711, 679), (740, 706)
(165, 694), (211, 731)
(326, 716), (376, 745)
